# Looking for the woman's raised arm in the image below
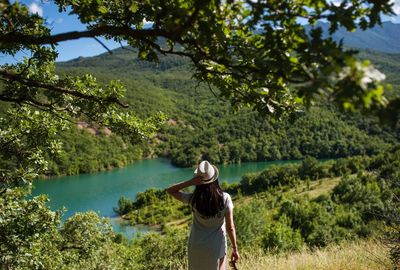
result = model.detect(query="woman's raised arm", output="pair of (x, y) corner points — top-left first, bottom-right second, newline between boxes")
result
(165, 176), (203, 202)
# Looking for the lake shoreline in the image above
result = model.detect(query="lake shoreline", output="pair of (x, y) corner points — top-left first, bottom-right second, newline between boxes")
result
(31, 158), (304, 237)
(37, 155), (307, 180)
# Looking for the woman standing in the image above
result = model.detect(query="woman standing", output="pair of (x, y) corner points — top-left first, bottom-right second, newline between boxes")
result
(166, 160), (240, 270)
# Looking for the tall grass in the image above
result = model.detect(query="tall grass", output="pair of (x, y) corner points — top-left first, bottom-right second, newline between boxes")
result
(234, 240), (389, 270)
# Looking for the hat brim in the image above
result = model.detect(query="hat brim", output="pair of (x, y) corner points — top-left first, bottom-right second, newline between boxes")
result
(201, 165), (219, 184)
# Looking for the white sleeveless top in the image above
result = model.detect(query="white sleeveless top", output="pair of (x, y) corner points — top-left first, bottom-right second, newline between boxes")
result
(181, 192), (234, 270)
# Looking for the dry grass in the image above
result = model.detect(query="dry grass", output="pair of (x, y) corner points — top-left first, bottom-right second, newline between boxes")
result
(235, 176), (343, 208)
(234, 240), (390, 270)
(296, 177), (342, 199)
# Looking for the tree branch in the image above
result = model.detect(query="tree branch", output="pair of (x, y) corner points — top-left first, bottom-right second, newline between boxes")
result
(0, 69), (129, 108)
(0, 25), (168, 46)
(59, 244), (84, 252)
(93, 37), (113, 55)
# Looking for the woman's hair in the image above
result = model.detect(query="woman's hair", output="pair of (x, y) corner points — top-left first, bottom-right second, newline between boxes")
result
(190, 179), (224, 218)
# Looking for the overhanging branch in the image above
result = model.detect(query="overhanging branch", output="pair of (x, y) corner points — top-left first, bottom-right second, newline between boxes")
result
(0, 25), (168, 46)
(0, 69), (129, 108)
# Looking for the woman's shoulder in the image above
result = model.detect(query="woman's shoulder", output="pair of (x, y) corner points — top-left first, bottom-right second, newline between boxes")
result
(222, 192), (234, 209)
(222, 192), (231, 199)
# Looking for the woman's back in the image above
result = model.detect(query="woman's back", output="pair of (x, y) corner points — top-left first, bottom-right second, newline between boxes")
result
(182, 192), (234, 270)
(165, 160), (239, 270)
(182, 192), (233, 229)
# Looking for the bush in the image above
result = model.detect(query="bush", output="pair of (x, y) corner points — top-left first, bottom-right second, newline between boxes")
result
(235, 200), (267, 246)
(114, 196), (134, 215)
(332, 175), (387, 221)
(299, 156), (319, 180)
(330, 158), (352, 176)
(240, 164), (300, 194)
(262, 215), (304, 253)
(132, 228), (188, 270)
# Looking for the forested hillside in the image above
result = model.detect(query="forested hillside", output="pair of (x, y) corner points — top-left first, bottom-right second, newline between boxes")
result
(46, 47), (400, 175)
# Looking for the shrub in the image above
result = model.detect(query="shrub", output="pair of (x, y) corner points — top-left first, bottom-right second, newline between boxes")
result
(299, 156), (319, 180)
(114, 196), (134, 215)
(332, 175), (387, 221)
(132, 228), (188, 270)
(262, 215), (304, 253)
(235, 200), (267, 246)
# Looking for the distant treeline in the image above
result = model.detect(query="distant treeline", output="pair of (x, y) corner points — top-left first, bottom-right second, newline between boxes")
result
(156, 106), (396, 167)
(44, 127), (146, 176)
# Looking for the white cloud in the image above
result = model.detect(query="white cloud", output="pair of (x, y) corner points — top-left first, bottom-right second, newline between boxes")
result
(28, 2), (43, 17)
(391, 0), (400, 14)
(331, 0), (342, 7)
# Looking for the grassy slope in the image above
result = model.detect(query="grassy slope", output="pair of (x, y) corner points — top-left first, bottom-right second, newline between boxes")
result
(237, 240), (388, 270)
(232, 168), (392, 269)
(173, 240), (388, 270)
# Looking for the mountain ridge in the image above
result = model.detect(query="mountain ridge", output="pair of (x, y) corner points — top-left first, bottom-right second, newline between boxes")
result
(311, 21), (400, 53)
(60, 21), (400, 65)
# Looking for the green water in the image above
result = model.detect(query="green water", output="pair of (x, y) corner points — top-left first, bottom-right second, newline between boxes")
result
(32, 158), (298, 237)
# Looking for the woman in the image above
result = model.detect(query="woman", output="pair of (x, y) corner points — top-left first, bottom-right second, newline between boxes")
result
(166, 160), (240, 270)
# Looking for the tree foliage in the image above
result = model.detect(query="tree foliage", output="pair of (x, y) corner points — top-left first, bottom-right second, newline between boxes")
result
(2, 0), (397, 116)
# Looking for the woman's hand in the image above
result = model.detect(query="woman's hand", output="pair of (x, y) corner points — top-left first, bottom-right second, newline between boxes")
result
(190, 175), (205, 186)
(231, 247), (240, 262)
(166, 175), (204, 199)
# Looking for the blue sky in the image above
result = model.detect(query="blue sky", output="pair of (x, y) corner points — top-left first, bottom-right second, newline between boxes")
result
(27, 0), (123, 62)
(1, 0), (400, 65)
(1, 0), (126, 64)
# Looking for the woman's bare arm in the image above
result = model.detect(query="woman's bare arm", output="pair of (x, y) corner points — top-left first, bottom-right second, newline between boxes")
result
(225, 208), (240, 262)
(165, 176), (203, 202)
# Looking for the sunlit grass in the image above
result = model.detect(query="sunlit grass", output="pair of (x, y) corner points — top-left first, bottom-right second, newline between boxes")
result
(235, 239), (389, 270)
(295, 176), (342, 199)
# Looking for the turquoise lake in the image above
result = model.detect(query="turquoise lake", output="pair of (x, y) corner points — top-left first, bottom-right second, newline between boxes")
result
(32, 158), (299, 237)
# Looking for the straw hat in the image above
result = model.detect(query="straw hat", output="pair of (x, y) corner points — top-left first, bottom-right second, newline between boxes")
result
(194, 160), (219, 184)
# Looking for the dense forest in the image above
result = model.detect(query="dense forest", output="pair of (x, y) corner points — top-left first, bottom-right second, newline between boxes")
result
(38, 47), (399, 175)
(4, 47), (396, 177)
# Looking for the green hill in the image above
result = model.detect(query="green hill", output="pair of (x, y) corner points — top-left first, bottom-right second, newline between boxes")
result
(46, 47), (400, 175)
